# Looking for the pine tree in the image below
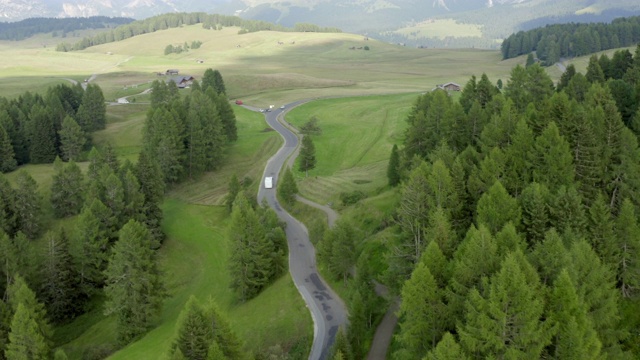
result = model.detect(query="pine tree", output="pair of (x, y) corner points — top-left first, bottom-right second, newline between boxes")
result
(525, 53), (535, 67)
(72, 203), (109, 294)
(587, 193), (617, 267)
(170, 296), (213, 360)
(494, 222), (525, 257)
(104, 220), (165, 345)
(532, 121), (575, 192)
(81, 83), (106, 131)
(614, 199), (640, 298)
(50, 159), (84, 218)
(211, 90), (237, 142)
(424, 207), (456, 259)
(58, 116), (86, 161)
(548, 269), (601, 360)
(519, 182), (550, 245)
(6, 275), (52, 350)
(5, 303), (49, 360)
(475, 181), (521, 234)
(503, 119), (533, 196)
(224, 174), (240, 213)
(212, 70), (226, 95)
(135, 150), (165, 244)
(277, 167), (298, 206)
(586, 55), (605, 84)
(424, 333), (469, 360)
(320, 219), (356, 282)
(458, 252), (550, 359)
(298, 135), (316, 176)
(387, 144), (401, 187)
(13, 171), (41, 240)
(528, 229), (570, 286)
(28, 106), (57, 164)
(0, 124), (16, 173)
(143, 107), (185, 184)
(549, 186), (586, 238)
(331, 328), (352, 360)
(39, 228), (81, 323)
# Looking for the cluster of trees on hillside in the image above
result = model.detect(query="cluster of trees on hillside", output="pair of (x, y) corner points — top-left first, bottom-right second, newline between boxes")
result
(0, 143), (167, 357)
(0, 16), (134, 41)
(55, 12), (341, 52)
(378, 45), (640, 359)
(0, 82), (106, 173)
(164, 40), (202, 55)
(142, 69), (237, 183)
(501, 16), (640, 65)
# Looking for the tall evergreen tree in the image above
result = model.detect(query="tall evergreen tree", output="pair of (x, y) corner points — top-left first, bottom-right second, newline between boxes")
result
(143, 107), (185, 184)
(13, 171), (41, 240)
(298, 135), (316, 176)
(587, 193), (617, 267)
(135, 151), (165, 245)
(0, 125), (16, 173)
(224, 174), (241, 214)
(5, 303), (49, 360)
(104, 220), (165, 345)
(6, 275), (52, 350)
(532, 121), (575, 191)
(28, 106), (56, 164)
(58, 116), (85, 161)
(425, 332), (469, 360)
(72, 203), (109, 295)
(586, 55), (606, 84)
(387, 144), (401, 187)
(475, 181), (521, 234)
(614, 199), (640, 298)
(397, 262), (448, 358)
(39, 228), (81, 323)
(212, 70), (226, 96)
(458, 252), (551, 359)
(548, 269), (602, 360)
(277, 167), (298, 206)
(319, 219), (356, 282)
(519, 182), (551, 245)
(50, 159), (84, 218)
(80, 83), (106, 131)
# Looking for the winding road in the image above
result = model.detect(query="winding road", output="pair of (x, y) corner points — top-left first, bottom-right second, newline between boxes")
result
(256, 104), (348, 360)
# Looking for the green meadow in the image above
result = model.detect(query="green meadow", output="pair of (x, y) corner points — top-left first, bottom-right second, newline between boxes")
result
(0, 20), (608, 359)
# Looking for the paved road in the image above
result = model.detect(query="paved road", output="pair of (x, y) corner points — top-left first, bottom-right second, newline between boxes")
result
(256, 104), (348, 360)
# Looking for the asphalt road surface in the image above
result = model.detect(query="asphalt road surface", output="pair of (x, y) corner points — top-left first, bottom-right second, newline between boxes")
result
(256, 104), (348, 360)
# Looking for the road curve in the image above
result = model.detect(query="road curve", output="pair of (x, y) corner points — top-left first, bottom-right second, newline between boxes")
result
(255, 104), (348, 360)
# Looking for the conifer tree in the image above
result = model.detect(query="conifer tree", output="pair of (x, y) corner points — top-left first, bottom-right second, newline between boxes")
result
(424, 207), (456, 260)
(72, 203), (109, 294)
(503, 119), (533, 196)
(424, 333), (469, 360)
(549, 186), (586, 237)
(40, 228), (81, 323)
(475, 181), (520, 234)
(494, 222), (525, 257)
(6, 275), (52, 349)
(50, 159), (84, 218)
(586, 55), (605, 84)
(58, 115), (86, 161)
(587, 193), (617, 267)
(212, 70), (226, 96)
(80, 83), (106, 131)
(319, 219), (356, 282)
(5, 303), (49, 360)
(28, 106), (57, 164)
(170, 296), (213, 360)
(549, 269), (602, 360)
(614, 199), (640, 298)
(331, 328), (352, 360)
(387, 144), (401, 187)
(519, 182), (550, 244)
(458, 252), (550, 359)
(528, 229), (570, 286)
(298, 135), (316, 176)
(532, 121), (575, 191)
(0, 125), (16, 173)
(13, 171), (41, 240)
(104, 220), (165, 345)
(135, 151), (165, 245)
(277, 167), (298, 206)
(143, 107), (185, 184)
(210, 89), (237, 142)
(225, 174), (240, 213)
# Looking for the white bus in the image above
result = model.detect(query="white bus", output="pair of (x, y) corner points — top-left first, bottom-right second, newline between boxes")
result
(264, 176), (273, 189)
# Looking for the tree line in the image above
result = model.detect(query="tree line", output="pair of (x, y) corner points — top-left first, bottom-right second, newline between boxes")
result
(376, 46), (640, 359)
(501, 15), (640, 65)
(0, 16), (134, 41)
(0, 82), (106, 173)
(56, 12), (341, 52)
(142, 69), (237, 183)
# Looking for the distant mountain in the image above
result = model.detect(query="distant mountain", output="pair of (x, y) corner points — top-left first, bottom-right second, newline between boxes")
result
(1, 0), (639, 48)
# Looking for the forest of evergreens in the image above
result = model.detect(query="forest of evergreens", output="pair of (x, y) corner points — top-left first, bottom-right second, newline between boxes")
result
(501, 16), (640, 65)
(55, 12), (341, 52)
(0, 69), (244, 358)
(0, 17), (134, 41)
(370, 45), (640, 360)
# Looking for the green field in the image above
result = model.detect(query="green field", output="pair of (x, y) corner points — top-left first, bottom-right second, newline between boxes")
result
(285, 93), (415, 205)
(392, 18), (483, 40)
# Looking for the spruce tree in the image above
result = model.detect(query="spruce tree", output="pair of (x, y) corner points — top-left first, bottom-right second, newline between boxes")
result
(224, 174), (240, 213)
(28, 106), (57, 164)
(104, 220), (165, 345)
(614, 199), (640, 298)
(5, 303), (49, 360)
(6, 275), (52, 349)
(519, 182), (550, 245)
(586, 55), (605, 84)
(211, 89), (237, 142)
(424, 207), (456, 260)
(81, 84), (106, 131)
(39, 228), (81, 323)
(298, 135), (316, 176)
(528, 229), (570, 286)
(277, 167), (298, 206)
(425, 333), (469, 360)
(549, 186), (586, 238)
(50, 159), (84, 218)
(212, 70), (226, 96)
(549, 269), (602, 360)
(0, 124), (16, 173)
(72, 204), (109, 294)
(587, 193), (617, 267)
(458, 252), (550, 359)
(532, 121), (575, 192)
(135, 151), (165, 245)
(58, 116), (86, 161)
(475, 181), (520, 234)
(13, 171), (41, 240)
(387, 144), (401, 187)
(322, 219), (356, 282)
(170, 296), (213, 360)
(398, 262), (447, 358)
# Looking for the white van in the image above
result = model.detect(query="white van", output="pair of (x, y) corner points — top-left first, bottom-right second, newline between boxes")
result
(265, 176), (273, 189)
